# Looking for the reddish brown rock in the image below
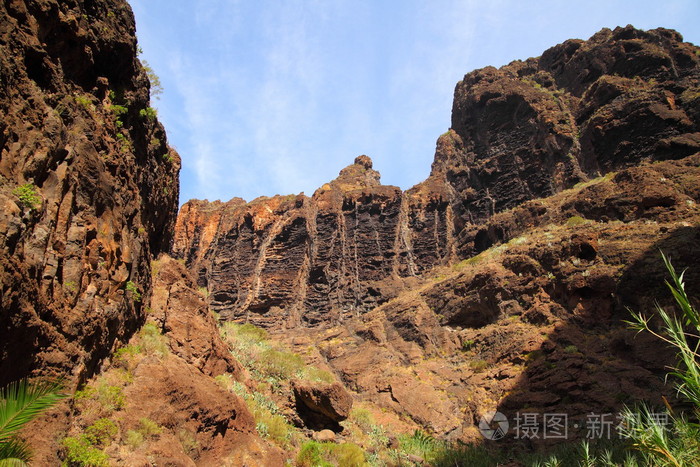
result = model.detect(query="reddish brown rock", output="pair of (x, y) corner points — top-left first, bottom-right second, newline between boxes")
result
(149, 255), (243, 378)
(173, 156), (453, 329)
(0, 0), (180, 386)
(174, 27), (700, 334)
(292, 380), (353, 430)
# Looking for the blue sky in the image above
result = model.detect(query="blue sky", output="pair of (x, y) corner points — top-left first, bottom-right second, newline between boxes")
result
(128, 0), (700, 205)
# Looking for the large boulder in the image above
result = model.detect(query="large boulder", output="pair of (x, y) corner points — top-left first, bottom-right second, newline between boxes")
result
(292, 380), (353, 431)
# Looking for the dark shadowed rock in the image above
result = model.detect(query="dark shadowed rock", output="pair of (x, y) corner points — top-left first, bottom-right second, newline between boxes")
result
(292, 380), (353, 430)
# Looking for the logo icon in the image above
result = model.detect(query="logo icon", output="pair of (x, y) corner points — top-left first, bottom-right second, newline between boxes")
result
(479, 411), (509, 440)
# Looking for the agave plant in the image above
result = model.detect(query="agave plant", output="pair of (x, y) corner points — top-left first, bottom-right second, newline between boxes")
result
(0, 379), (66, 466)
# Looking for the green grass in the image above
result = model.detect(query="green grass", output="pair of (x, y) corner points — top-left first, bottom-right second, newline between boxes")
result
(138, 323), (169, 357)
(296, 440), (367, 467)
(220, 322), (333, 385)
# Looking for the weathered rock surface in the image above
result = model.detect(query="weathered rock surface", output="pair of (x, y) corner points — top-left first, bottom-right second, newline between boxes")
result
(433, 25), (700, 255)
(292, 380), (353, 430)
(28, 254), (284, 466)
(0, 0), (180, 386)
(173, 26), (700, 444)
(0, 1), (283, 464)
(149, 255), (244, 378)
(278, 155), (698, 440)
(174, 26), (700, 332)
(174, 155), (448, 328)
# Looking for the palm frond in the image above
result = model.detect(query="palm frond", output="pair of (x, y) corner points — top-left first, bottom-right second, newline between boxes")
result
(0, 436), (31, 465)
(0, 379), (66, 443)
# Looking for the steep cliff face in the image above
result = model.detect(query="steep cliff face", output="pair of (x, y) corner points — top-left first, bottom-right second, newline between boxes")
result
(435, 25), (700, 255)
(174, 26), (699, 331)
(0, 0), (180, 385)
(174, 155), (453, 328)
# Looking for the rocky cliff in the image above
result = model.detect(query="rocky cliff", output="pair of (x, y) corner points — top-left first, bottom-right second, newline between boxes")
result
(171, 25), (700, 447)
(0, 0), (180, 385)
(174, 154), (455, 328)
(174, 25), (700, 331)
(0, 1), (292, 464)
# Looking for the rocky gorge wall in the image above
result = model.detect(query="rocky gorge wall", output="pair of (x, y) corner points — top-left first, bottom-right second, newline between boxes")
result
(0, 0), (180, 386)
(174, 25), (700, 331)
(174, 154), (456, 328)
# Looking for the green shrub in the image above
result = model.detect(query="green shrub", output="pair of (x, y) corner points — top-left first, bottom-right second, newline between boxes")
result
(222, 322), (268, 344)
(563, 344), (579, 354)
(177, 428), (199, 457)
(462, 339), (475, 351)
(61, 435), (109, 467)
(349, 407), (374, 432)
(469, 359), (488, 373)
(113, 344), (141, 369)
(566, 215), (587, 227)
(84, 418), (118, 447)
(96, 383), (125, 411)
(109, 104), (128, 116)
(124, 430), (144, 449)
(139, 323), (168, 357)
(74, 95), (94, 111)
(327, 443), (366, 466)
(240, 389), (293, 447)
(139, 107), (157, 121)
(125, 281), (141, 302)
(136, 418), (161, 438)
(296, 440), (329, 467)
(303, 367), (335, 383)
(115, 133), (132, 152)
(296, 441), (366, 467)
(258, 348), (305, 380)
(141, 61), (163, 100)
(12, 183), (41, 210)
(75, 380), (125, 413)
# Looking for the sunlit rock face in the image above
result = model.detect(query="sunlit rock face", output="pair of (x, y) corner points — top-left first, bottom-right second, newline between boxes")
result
(0, 0), (180, 385)
(173, 154), (455, 329)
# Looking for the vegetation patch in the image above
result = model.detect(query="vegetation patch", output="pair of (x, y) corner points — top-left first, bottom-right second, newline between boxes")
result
(12, 183), (41, 210)
(296, 440), (367, 467)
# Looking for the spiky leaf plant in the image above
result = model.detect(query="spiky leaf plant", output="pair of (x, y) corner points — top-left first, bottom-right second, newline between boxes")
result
(0, 379), (66, 465)
(623, 252), (700, 466)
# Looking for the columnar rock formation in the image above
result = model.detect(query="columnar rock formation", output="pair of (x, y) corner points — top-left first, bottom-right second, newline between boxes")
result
(174, 155), (456, 328)
(0, 0), (180, 385)
(174, 26), (700, 330)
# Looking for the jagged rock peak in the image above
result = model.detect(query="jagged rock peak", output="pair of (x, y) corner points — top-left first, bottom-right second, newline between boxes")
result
(331, 154), (381, 190)
(354, 154), (373, 169)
